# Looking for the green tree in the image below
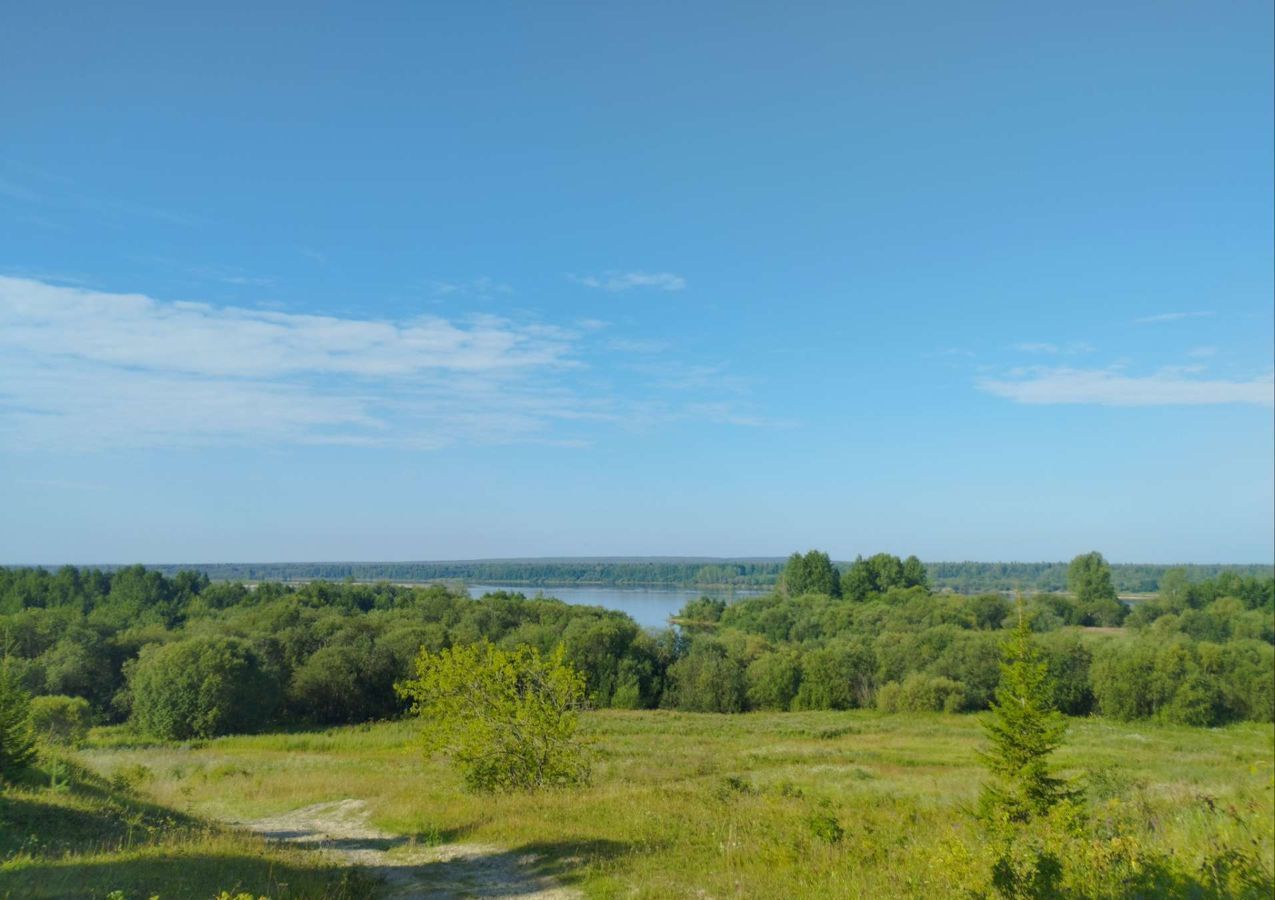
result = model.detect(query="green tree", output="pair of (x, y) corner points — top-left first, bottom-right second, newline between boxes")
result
(781, 550), (840, 598)
(666, 641), (748, 712)
(1067, 551), (1117, 606)
(841, 556), (877, 601)
(979, 600), (1075, 823)
(745, 649), (802, 710)
(1157, 567), (1192, 612)
(867, 553), (905, 592)
(129, 636), (281, 739)
(397, 640), (590, 792)
(1068, 551), (1126, 626)
(902, 555), (929, 589)
(0, 649), (37, 783)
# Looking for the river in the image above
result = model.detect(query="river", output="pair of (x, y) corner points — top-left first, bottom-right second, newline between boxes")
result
(464, 583), (767, 629)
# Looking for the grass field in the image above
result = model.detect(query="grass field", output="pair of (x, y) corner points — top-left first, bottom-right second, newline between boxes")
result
(2, 710), (1272, 898)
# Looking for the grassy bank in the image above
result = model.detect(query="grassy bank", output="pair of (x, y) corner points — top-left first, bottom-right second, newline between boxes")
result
(0, 756), (367, 899)
(51, 710), (1274, 898)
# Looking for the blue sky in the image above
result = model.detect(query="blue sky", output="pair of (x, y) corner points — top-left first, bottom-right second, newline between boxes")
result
(1, 1), (1271, 564)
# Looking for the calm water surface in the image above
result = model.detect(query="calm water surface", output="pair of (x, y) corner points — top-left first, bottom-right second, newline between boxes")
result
(464, 584), (765, 629)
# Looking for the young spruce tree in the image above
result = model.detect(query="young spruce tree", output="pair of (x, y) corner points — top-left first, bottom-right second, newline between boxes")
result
(0, 646), (37, 784)
(978, 597), (1075, 823)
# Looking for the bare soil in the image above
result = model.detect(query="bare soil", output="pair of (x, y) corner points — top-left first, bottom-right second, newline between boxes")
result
(243, 798), (581, 899)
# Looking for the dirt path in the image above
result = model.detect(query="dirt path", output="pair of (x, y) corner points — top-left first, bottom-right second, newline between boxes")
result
(244, 798), (581, 899)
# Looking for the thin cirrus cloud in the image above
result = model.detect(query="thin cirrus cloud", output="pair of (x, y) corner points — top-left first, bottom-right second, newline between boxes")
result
(1011, 341), (1095, 355)
(977, 366), (1274, 407)
(1133, 311), (1214, 324)
(0, 275), (597, 450)
(0, 276), (762, 450)
(568, 271), (686, 292)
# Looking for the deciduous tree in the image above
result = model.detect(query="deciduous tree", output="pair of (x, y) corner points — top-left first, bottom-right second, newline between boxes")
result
(398, 640), (590, 792)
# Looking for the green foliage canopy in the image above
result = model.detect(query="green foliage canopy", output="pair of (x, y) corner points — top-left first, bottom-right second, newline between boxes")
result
(780, 550), (840, 598)
(398, 640), (591, 792)
(129, 636), (282, 739)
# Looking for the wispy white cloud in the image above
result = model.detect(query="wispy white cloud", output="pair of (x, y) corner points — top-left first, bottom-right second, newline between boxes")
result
(626, 361), (747, 393)
(1133, 311), (1214, 324)
(1012, 341), (1095, 355)
(0, 165), (205, 227)
(16, 478), (111, 492)
(1186, 346), (1218, 358)
(0, 276), (585, 449)
(569, 271), (686, 292)
(430, 276), (513, 297)
(0, 177), (43, 202)
(1, 277), (572, 378)
(977, 366), (1273, 407)
(607, 338), (669, 354)
(186, 265), (276, 288)
(0, 276), (768, 451)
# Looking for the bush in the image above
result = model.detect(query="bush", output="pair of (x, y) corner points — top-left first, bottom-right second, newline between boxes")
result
(666, 643), (747, 713)
(875, 674), (965, 713)
(795, 640), (875, 710)
(288, 632), (404, 725)
(129, 636), (282, 739)
(398, 640), (590, 792)
(29, 695), (92, 746)
(746, 649), (802, 710)
(937, 810), (1274, 899)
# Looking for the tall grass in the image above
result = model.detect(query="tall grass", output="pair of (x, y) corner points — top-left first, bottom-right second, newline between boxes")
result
(71, 710), (1274, 898)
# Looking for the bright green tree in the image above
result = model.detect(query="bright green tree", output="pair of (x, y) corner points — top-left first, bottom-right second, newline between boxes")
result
(1068, 551), (1126, 626)
(1157, 567), (1192, 612)
(841, 556), (877, 601)
(398, 640), (590, 792)
(1067, 551), (1117, 605)
(979, 600), (1075, 823)
(130, 636), (282, 739)
(781, 550), (840, 597)
(0, 649), (37, 783)
(867, 553), (905, 592)
(902, 555), (929, 589)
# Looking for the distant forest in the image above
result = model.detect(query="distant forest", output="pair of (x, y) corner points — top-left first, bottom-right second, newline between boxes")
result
(46, 558), (1275, 594)
(1, 557), (1270, 737)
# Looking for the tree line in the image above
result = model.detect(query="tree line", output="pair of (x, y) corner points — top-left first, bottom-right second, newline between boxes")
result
(0, 553), (1270, 741)
(22, 558), (1269, 593)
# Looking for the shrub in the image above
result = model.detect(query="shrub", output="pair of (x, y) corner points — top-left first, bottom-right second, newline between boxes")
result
(903, 673), (966, 713)
(288, 633), (404, 725)
(746, 649), (802, 710)
(29, 694), (92, 746)
(129, 636), (282, 739)
(666, 642), (747, 713)
(398, 640), (590, 792)
(795, 640), (874, 710)
(875, 681), (903, 712)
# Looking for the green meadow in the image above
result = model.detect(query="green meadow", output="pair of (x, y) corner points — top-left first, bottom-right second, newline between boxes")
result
(3, 710), (1271, 898)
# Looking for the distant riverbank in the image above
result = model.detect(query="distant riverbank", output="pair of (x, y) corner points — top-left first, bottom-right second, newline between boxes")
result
(465, 582), (766, 629)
